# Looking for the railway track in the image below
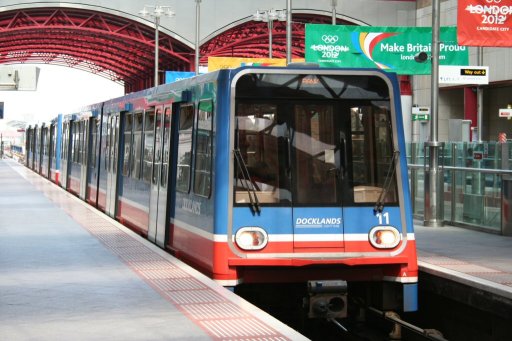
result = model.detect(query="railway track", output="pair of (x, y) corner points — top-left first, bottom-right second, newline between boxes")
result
(322, 307), (448, 341)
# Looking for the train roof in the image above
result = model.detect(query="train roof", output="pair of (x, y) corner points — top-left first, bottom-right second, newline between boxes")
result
(41, 66), (399, 123)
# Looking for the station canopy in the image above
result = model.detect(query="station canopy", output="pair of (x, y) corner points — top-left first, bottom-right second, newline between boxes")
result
(0, 7), (193, 92)
(0, 7), (346, 92)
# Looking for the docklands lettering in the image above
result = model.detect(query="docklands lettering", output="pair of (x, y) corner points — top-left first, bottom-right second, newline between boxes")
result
(296, 217), (342, 228)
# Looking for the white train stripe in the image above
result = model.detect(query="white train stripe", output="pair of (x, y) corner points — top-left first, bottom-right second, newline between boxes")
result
(171, 219), (416, 243)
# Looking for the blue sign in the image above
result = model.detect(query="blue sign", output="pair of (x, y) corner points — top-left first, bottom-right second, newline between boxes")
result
(165, 71), (195, 84)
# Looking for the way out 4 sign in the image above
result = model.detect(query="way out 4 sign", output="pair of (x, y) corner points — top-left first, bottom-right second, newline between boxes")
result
(305, 25), (469, 75)
(439, 65), (489, 85)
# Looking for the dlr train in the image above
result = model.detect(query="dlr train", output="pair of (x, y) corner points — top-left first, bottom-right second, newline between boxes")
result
(25, 66), (418, 321)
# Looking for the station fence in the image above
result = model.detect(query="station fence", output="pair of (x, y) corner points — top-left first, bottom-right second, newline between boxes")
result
(407, 141), (512, 235)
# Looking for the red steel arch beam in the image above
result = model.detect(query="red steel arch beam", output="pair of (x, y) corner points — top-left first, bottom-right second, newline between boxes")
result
(200, 13), (355, 63)
(0, 7), (194, 92)
(3, 29), (150, 82)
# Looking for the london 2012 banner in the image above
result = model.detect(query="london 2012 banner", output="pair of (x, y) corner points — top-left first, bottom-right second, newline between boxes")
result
(457, 0), (512, 46)
(305, 25), (469, 75)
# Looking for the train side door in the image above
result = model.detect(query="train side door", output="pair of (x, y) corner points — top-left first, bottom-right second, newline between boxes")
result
(49, 124), (55, 179)
(38, 127), (45, 174)
(61, 121), (71, 189)
(79, 119), (89, 200)
(40, 125), (47, 176)
(87, 117), (101, 206)
(33, 125), (40, 172)
(148, 106), (171, 247)
(106, 114), (119, 218)
(291, 103), (347, 251)
(25, 128), (31, 168)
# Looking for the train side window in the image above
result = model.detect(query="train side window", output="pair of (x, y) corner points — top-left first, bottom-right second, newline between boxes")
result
(61, 124), (67, 160)
(193, 100), (213, 197)
(72, 122), (79, 163)
(152, 108), (163, 184)
(105, 118), (111, 171)
(42, 128), (48, 157)
(77, 122), (82, 164)
(69, 122), (75, 162)
(122, 114), (133, 177)
(112, 116), (119, 173)
(34, 129), (37, 156)
(46, 128), (51, 157)
(90, 118), (100, 168)
(50, 125), (56, 162)
(176, 104), (194, 193)
(47, 128), (51, 157)
(131, 112), (143, 179)
(78, 121), (82, 164)
(351, 106), (398, 204)
(76, 121), (82, 164)
(160, 107), (171, 187)
(80, 121), (87, 165)
(82, 121), (87, 164)
(34, 128), (38, 163)
(25, 129), (30, 157)
(142, 110), (155, 183)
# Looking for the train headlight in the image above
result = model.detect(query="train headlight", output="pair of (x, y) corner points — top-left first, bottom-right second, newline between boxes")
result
(235, 227), (268, 250)
(369, 226), (401, 249)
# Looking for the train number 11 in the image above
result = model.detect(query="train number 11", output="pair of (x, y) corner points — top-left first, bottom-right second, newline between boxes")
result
(377, 212), (390, 225)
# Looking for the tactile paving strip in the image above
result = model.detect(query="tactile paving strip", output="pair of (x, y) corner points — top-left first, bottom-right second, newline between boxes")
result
(16, 167), (292, 341)
(200, 318), (287, 339)
(419, 251), (512, 287)
(181, 302), (248, 319)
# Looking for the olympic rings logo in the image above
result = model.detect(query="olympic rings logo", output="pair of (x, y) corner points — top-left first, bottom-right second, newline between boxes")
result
(322, 35), (339, 44)
(485, 0), (501, 3)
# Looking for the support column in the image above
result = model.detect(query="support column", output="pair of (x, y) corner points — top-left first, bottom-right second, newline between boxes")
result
(464, 87), (477, 125)
(424, 0), (444, 227)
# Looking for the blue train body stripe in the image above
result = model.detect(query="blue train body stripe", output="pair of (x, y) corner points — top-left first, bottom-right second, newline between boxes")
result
(229, 206), (408, 235)
(213, 71), (231, 237)
(403, 283), (418, 312)
(390, 74), (415, 237)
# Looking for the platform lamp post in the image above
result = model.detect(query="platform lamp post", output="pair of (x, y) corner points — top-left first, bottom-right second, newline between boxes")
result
(331, 0), (337, 25)
(285, 0), (292, 65)
(253, 9), (286, 59)
(139, 5), (175, 87)
(195, 0), (201, 75)
(424, 0), (444, 227)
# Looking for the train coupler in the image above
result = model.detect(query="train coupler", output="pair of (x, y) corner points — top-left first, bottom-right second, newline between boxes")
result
(306, 280), (348, 319)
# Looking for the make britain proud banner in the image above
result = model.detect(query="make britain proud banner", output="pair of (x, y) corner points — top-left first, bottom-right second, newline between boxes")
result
(457, 0), (512, 46)
(305, 25), (468, 75)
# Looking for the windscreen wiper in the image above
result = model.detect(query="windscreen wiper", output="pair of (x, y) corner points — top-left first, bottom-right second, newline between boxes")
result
(234, 149), (261, 215)
(374, 150), (399, 214)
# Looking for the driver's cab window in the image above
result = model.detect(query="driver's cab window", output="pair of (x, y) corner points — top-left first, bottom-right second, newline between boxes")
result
(351, 106), (397, 204)
(293, 104), (338, 205)
(235, 103), (284, 204)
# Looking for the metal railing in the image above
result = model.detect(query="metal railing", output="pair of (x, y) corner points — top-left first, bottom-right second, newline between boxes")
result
(407, 142), (512, 235)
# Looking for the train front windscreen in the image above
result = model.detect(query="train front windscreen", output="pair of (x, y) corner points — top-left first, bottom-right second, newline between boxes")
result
(234, 72), (398, 209)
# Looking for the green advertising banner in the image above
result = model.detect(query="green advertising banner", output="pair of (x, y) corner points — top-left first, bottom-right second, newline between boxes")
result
(305, 25), (469, 75)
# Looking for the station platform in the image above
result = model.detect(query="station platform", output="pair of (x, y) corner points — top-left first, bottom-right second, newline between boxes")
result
(415, 222), (512, 302)
(3, 157), (512, 340)
(0, 159), (308, 341)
